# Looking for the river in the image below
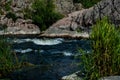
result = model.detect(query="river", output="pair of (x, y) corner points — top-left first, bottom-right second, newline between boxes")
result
(8, 38), (91, 80)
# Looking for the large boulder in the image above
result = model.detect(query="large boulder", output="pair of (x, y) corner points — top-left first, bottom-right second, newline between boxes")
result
(0, 0), (40, 36)
(54, 0), (83, 15)
(42, 0), (120, 38)
(0, 16), (40, 35)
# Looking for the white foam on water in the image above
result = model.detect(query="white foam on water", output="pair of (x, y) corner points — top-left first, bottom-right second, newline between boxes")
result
(14, 48), (33, 53)
(51, 51), (73, 56)
(63, 52), (73, 56)
(13, 38), (64, 45)
(13, 38), (31, 43)
(31, 38), (64, 45)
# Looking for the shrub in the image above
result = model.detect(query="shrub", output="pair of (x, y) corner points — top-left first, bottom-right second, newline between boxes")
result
(6, 12), (18, 22)
(24, 0), (64, 31)
(0, 0), (12, 11)
(0, 24), (8, 30)
(0, 8), (4, 15)
(80, 17), (120, 80)
(0, 37), (20, 78)
(73, 0), (101, 8)
(4, 0), (12, 11)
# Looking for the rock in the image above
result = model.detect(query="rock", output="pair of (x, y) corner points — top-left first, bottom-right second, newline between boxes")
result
(11, 0), (32, 18)
(43, 0), (120, 38)
(54, 0), (83, 15)
(0, 18), (40, 35)
(100, 76), (120, 80)
(61, 71), (120, 80)
(1, 0), (83, 18)
(74, 3), (83, 11)
(61, 71), (83, 80)
(0, 0), (83, 36)
(54, 0), (74, 15)
(41, 27), (89, 39)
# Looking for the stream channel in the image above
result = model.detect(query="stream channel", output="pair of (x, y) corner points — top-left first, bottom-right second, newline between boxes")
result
(8, 37), (91, 80)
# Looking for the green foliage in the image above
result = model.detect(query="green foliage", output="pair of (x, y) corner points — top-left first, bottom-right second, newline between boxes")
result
(0, 37), (20, 78)
(0, 0), (12, 11)
(73, 0), (101, 8)
(6, 12), (18, 22)
(4, 1), (11, 11)
(0, 24), (8, 30)
(0, 8), (4, 15)
(24, 0), (64, 31)
(80, 17), (120, 80)
(76, 28), (82, 33)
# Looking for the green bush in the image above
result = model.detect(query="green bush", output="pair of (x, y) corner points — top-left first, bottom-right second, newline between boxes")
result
(0, 37), (20, 78)
(0, 24), (8, 30)
(6, 12), (18, 22)
(24, 0), (64, 31)
(4, 1), (11, 11)
(80, 17), (120, 80)
(0, 0), (12, 11)
(73, 0), (101, 8)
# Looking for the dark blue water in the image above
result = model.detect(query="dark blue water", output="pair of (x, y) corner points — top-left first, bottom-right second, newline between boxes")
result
(9, 38), (91, 80)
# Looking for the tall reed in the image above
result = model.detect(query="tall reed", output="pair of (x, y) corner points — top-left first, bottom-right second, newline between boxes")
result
(0, 37), (20, 78)
(80, 17), (120, 80)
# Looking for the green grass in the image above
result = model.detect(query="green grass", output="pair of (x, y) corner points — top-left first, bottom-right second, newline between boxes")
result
(73, 0), (101, 8)
(0, 37), (20, 78)
(80, 17), (120, 80)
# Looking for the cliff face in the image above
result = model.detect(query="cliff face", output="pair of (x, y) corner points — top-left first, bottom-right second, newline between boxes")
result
(0, 0), (39, 35)
(42, 0), (120, 38)
(0, 0), (83, 35)
(1, 0), (120, 38)
(54, 0), (83, 15)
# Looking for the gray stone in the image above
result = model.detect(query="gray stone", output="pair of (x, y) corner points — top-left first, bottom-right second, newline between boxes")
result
(54, 0), (83, 15)
(43, 0), (120, 38)
(0, 18), (40, 35)
(100, 76), (120, 80)
(61, 71), (83, 80)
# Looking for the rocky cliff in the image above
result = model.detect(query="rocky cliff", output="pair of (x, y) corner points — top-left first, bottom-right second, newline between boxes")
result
(0, 0), (120, 38)
(42, 0), (120, 38)
(54, 0), (83, 15)
(0, 0), (83, 36)
(0, 0), (40, 35)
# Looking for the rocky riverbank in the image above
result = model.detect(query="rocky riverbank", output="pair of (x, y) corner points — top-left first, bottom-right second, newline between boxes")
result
(41, 0), (120, 39)
(61, 71), (120, 80)
(0, 0), (120, 39)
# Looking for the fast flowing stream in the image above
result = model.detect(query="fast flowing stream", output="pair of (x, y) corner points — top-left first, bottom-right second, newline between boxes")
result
(8, 38), (91, 80)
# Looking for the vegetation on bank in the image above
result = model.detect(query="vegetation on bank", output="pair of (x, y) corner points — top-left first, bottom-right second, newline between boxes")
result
(0, 37), (21, 78)
(6, 12), (18, 22)
(0, 0), (12, 15)
(80, 17), (120, 80)
(73, 0), (101, 8)
(24, 0), (64, 31)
